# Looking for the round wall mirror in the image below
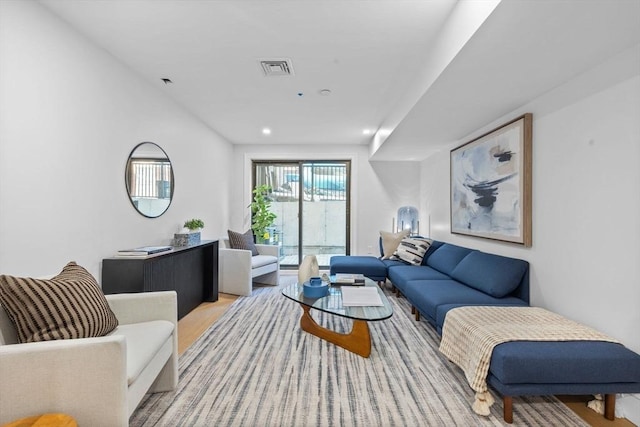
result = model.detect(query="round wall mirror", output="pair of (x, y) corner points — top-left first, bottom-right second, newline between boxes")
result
(125, 142), (174, 218)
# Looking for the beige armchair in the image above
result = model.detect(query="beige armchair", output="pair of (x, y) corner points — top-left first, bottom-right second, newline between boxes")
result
(0, 291), (178, 427)
(219, 238), (280, 296)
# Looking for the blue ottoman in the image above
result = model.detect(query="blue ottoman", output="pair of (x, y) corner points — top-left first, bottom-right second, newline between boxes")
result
(329, 256), (387, 282)
(486, 341), (640, 423)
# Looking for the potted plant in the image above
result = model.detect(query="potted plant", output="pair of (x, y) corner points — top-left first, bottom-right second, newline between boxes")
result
(174, 218), (204, 246)
(249, 185), (277, 244)
(184, 218), (204, 232)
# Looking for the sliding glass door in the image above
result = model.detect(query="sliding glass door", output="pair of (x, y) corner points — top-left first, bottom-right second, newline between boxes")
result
(253, 161), (350, 268)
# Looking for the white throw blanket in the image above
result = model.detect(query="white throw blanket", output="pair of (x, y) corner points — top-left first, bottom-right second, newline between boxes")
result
(438, 306), (620, 416)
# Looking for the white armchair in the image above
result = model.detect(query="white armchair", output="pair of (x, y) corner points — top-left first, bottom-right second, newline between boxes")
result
(219, 238), (280, 296)
(0, 291), (178, 427)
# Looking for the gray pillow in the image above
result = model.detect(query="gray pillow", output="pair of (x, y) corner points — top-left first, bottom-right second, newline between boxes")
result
(227, 229), (259, 256)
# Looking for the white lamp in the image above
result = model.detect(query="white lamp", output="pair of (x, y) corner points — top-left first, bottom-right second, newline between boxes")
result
(396, 206), (419, 235)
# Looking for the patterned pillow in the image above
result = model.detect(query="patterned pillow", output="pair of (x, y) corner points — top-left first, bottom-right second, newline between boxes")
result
(391, 237), (433, 266)
(227, 229), (259, 256)
(0, 262), (119, 343)
(379, 229), (410, 259)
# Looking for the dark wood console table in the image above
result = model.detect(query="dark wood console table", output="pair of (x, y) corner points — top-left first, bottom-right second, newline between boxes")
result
(101, 240), (218, 319)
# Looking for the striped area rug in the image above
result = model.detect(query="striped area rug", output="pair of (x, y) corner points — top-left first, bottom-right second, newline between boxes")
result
(130, 277), (588, 427)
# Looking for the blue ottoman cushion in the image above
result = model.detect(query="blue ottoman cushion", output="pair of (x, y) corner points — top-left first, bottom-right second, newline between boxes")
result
(329, 256), (387, 281)
(489, 341), (640, 385)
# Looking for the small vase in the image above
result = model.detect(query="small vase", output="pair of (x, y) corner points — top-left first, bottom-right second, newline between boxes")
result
(298, 255), (319, 284)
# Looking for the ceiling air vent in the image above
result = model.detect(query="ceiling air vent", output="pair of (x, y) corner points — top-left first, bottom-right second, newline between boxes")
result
(260, 59), (294, 77)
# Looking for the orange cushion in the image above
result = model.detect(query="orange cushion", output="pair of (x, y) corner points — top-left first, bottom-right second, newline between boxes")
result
(2, 413), (77, 427)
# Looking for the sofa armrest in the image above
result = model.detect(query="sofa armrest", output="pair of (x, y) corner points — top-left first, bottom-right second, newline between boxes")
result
(0, 336), (128, 426)
(218, 247), (252, 296)
(106, 290), (177, 326)
(219, 247), (253, 270)
(106, 291), (178, 394)
(256, 243), (279, 258)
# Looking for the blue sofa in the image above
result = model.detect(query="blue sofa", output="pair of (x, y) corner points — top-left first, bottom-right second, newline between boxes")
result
(385, 241), (529, 333)
(330, 240), (640, 423)
(331, 240), (530, 333)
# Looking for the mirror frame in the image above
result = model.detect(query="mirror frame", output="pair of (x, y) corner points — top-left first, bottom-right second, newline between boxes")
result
(125, 142), (174, 218)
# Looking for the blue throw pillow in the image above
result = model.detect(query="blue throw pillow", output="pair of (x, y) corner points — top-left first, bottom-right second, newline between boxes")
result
(450, 251), (528, 298)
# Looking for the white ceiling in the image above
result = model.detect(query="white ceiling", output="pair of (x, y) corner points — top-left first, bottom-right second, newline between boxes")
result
(39, 0), (640, 161)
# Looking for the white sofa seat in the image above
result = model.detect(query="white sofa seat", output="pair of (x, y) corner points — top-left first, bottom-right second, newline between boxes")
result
(0, 290), (178, 427)
(219, 238), (280, 296)
(109, 320), (174, 386)
(252, 254), (278, 269)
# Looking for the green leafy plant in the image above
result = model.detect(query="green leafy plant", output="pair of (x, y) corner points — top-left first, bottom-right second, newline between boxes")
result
(184, 218), (204, 231)
(250, 184), (277, 242)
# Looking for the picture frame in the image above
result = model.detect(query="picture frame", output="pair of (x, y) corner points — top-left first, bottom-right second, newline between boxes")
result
(450, 113), (532, 246)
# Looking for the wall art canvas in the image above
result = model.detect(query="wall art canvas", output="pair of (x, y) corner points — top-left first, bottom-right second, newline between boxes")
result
(450, 114), (532, 246)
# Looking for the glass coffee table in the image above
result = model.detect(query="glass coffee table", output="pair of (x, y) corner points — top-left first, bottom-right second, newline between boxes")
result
(282, 277), (393, 358)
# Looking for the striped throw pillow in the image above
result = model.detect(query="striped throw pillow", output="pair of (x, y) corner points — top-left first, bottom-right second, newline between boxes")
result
(391, 237), (433, 266)
(0, 262), (118, 343)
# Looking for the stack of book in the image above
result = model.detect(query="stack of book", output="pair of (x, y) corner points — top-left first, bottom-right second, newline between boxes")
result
(116, 246), (172, 257)
(341, 286), (384, 306)
(333, 273), (365, 285)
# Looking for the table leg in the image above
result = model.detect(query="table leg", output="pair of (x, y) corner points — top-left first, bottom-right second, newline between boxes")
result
(503, 396), (513, 424)
(299, 304), (372, 358)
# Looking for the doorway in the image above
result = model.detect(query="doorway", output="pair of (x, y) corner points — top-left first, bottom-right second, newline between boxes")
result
(252, 160), (351, 268)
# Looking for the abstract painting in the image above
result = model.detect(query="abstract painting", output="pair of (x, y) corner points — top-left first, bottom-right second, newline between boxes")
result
(450, 114), (532, 246)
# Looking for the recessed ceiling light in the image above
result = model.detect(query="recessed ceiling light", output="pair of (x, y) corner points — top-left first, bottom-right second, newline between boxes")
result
(262, 128), (271, 135)
(318, 89), (331, 96)
(363, 129), (372, 135)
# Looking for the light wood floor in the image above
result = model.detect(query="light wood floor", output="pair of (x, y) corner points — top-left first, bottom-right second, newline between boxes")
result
(177, 294), (635, 427)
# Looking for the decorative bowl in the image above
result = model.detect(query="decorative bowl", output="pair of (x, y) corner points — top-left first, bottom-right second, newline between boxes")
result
(302, 282), (329, 298)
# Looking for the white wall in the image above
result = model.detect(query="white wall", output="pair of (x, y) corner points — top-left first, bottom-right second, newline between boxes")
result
(0, 1), (233, 280)
(230, 144), (420, 256)
(420, 46), (640, 421)
(420, 45), (640, 348)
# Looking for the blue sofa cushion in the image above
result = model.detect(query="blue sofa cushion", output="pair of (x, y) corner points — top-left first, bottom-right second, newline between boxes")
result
(490, 341), (640, 385)
(426, 243), (474, 275)
(402, 279), (508, 322)
(420, 240), (445, 266)
(381, 259), (406, 269)
(450, 251), (529, 298)
(329, 256), (387, 281)
(387, 265), (449, 291)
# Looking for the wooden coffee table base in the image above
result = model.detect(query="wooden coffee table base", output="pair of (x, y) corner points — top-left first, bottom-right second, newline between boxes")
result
(299, 304), (372, 358)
